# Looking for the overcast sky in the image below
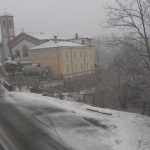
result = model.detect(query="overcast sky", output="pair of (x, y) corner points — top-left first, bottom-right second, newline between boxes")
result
(0, 0), (116, 40)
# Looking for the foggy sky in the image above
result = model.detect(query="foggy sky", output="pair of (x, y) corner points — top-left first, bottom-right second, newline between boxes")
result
(0, 0), (116, 41)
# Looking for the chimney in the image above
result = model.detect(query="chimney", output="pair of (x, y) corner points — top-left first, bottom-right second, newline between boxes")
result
(75, 33), (78, 39)
(54, 35), (57, 43)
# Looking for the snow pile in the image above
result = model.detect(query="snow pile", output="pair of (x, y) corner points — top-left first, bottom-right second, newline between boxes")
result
(7, 92), (150, 150)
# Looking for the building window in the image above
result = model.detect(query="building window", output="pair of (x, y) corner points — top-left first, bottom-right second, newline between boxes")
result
(81, 63), (83, 69)
(2, 19), (6, 27)
(22, 46), (29, 57)
(74, 51), (76, 58)
(66, 51), (68, 58)
(75, 63), (77, 70)
(9, 19), (12, 26)
(86, 50), (87, 57)
(35, 53), (38, 60)
(67, 64), (69, 71)
(82, 40), (85, 45)
(87, 62), (88, 69)
(80, 51), (82, 57)
(90, 55), (92, 58)
(43, 52), (48, 59)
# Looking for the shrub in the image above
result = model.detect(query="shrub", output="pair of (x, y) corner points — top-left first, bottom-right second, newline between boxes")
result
(23, 65), (41, 76)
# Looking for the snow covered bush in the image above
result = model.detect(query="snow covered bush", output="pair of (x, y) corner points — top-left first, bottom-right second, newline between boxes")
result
(4, 57), (19, 75)
(22, 65), (41, 76)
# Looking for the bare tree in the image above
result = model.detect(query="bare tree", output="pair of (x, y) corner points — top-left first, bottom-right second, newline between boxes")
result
(104, 0), (150, 71)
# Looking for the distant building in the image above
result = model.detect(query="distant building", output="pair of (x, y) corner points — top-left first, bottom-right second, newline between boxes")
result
(30, 36), (94, 77)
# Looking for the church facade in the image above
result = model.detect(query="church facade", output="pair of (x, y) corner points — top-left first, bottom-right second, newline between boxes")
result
(0, 11), (53, 66)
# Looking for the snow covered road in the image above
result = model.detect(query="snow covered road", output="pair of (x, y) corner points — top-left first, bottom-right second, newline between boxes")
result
(0, 86), (112, 150)
(1, 85), (150, 150)
(8, 90), (150, 150)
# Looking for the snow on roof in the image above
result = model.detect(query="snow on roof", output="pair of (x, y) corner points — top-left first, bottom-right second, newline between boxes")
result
(0, 12), (13, 17)
(25, 32), (53, 40)
(58, 35), (93, 40)
(31, 40), (85, 50)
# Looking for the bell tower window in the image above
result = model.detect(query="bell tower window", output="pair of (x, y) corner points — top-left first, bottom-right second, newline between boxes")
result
(2, 19), (6, 27)
(22, 46), (29, 57)
(9, 19), (12, 26)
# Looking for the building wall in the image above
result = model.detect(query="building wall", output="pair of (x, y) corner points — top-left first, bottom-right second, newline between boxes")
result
(11, 40), (37, 61)
(30, 46), (95, 76)
(61, 47), (85, 75)
(61, 47), (94, 75)
(31, 48), (63, 75)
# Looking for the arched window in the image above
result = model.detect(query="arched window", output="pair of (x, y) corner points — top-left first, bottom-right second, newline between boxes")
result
(9, 19), (12, 26)
(22, 46), (29, 57)
(2, 19), (6, 27)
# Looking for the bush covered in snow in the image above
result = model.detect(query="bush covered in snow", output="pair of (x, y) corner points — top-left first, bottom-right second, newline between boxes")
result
(23, 65), (41, 76)
(4, 57), (19, 75)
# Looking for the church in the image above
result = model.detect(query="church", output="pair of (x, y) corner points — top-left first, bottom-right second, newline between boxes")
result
(0, 11), (55, 66)
(0, 11), (95, 77)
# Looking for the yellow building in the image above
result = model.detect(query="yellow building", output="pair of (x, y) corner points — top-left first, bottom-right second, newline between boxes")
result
(30, 36), (94, 77)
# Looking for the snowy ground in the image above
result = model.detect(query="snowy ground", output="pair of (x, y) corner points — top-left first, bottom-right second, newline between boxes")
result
(5, 91), (150, 150)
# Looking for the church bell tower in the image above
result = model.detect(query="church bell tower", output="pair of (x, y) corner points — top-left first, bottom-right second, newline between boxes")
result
(0, 11), (15, 59)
